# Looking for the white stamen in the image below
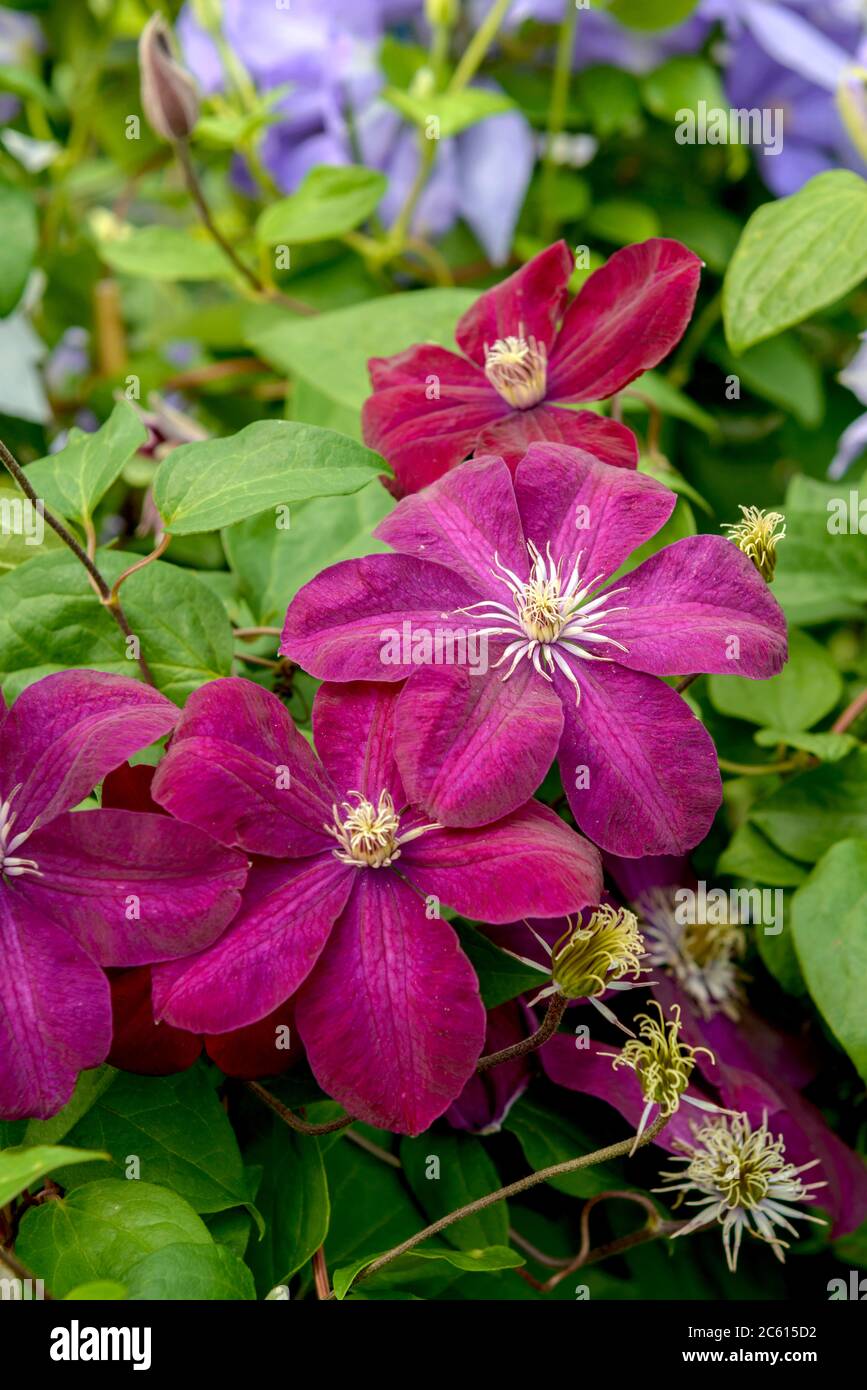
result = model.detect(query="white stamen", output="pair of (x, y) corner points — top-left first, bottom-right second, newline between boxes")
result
(0, 785), (40, 880)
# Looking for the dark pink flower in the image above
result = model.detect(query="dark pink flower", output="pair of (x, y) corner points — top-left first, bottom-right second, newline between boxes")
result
(149, 676), (603, 1135)
(282, 445), (787, 857)
(0, 672), (247, 1120)
(362, 238), (702, 495)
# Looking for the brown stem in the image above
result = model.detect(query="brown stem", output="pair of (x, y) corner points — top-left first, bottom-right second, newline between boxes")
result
(0, 1244), (53, 1300)
(233, 626), (282, 640)
(0, 437), (156, 687)
(245, 1080), (355, 1136)
(234, 652), (280, 670)
(523, 1189), (664, 1293)
(674, 672), (700, 694)
(832, 684), (867, 735)
(312, 1246), (331, 1300)
(109, 531), (171, 601)
(345, 1111), (669, 1295)
(476, 992), (567, 1072)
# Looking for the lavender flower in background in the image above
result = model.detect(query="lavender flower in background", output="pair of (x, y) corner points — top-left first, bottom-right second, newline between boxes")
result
(0, 5), (44, 123)
(830, 331), (867, 479)
(178, 0), (534, 263)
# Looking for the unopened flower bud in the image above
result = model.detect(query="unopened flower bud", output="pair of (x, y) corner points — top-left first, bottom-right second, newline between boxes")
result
(139, 13), (200, 143)
(425, 0), (459, 26)
(551, 905), (644, 1000)
(722, 505), (786, 583)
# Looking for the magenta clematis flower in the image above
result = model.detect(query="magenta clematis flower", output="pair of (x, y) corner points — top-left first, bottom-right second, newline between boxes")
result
(148, 676), (602, 1134)
(282, 445), (787, 857)
(0, 671), (247, 1120)
(361, 237), (702, 495)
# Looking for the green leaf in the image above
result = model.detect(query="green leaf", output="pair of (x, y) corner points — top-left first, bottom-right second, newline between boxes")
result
(0, 550), (233, 706)
(0, 1145), (109, 1207)
(223, 482), (392, 627)
(641, 56), (724, 122)
(621, 369), (719, 436)
(59, 1068), (261, 1227)
(723, 171), (867, 352)
(153, 420), (385, 535)
(323, 1139), (423, 1270)
(16, 1179), (213, 1297)
(607, 0), (700, 30)
(751, 749), (867, 862)
(792, 840), (867, 1082)
(454, 919), (542, 1008)
(23, 1068), (117, 1146)
(0, 479), (65, 572)
(400, 1135), (508, 1251)
(586, 198), (660, 246)
(708, 628), (842, 733)
(708, 334), (824, 428)
(25, 402), (148, 523)
(773, 471), (867, 625)
(124, 1242), (256, 1300)
(575, 66), (641, 139)
(256, 165), (387, 245)
(242, 1117), (329, 1292)
(504, 1095), (622, 1198)
(96, 224), (234, 282)
(659, 207), (741, 273)
(0, 181), (37, 317)
(383, 86), (514, 138)
(333, 1244), (523, 1302)
(64, 1281), (128, 1300)
(245, 287), (475, 412)
(716, 823), (808, 888)
(753, 728), (857, 763)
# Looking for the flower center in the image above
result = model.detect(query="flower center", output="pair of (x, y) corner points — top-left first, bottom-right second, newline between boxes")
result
(459, 541), (628, 703)
(325, 790), (440, 869)
(484, 332), (547, 409)
(638, 888), (745, 1021)
(0, 785), (40, 880)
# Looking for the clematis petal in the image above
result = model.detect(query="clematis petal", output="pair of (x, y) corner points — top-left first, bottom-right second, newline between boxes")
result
(362, 344), (505, 494)
(476, 405), (639, 471)
(374, 453), (528, 592)
(313, 681), (406, 804)
(396, 663), (564, 828)
(151, 677), (335, 857)
(514, 441), (675, 583)
(20, 809), (247, 966)
(107, 966), (203, 1076)
(547, 239), (702, 403)
(296, 872), (486, 1135)
(401, 801), (602, 921)
(456, 106), (535, 267)
(603, 535), (788, 677)
(280, 553), (482, 681)
(152, 855), (352, 1035)
(556, 660), (721, 857)
(447, 1001), (531, 1134)
(0, 670), (177, 831)
(0, 889), (111, 1120)
(455, 239), (574, 367)
(204, 999), (300, 1080)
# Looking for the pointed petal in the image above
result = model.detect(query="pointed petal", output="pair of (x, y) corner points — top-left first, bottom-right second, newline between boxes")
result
(151, 677), (335, 857)
(401, 801), (602, 921)
(514, 441), (674, 583)
(456, 240), (574, 367)
(296, 872), (485, 1134)
(22, 809), (247, 966)
(557, 659), (721, 856)
(313, 681), (406, 804)
(603, 536), (788, 676)
(0, 889), (111, 1120)
(374, 453), (528, 592)
(0, 670), (177, 831)
(396, 662), (564, 827)
(280, 553), (482, 681)
(362, 344), (505, 494)
(547, 238), (701, 402)
(152, 856), (351, 1034)
(476, 405), (639, 471)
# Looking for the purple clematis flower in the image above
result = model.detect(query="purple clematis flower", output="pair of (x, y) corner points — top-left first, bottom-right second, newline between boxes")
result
(281, 444), (787, 857)
(149, 676), (602, 1134)
(0, 671), (247, 1120)
(362, 237), (701, 494)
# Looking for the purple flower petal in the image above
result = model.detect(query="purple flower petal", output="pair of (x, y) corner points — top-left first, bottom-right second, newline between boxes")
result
(603, 535), (788, 677)
(21, 809), (247, 966)
(401, 801), (602, 921)
(475, 407), (639, 471)
(0, 671), (177, 831)
(556, 660), (721, 856)
(396, 663), (564, 827)
(514, 442), (675, 586)
(152, 855), (352, 1034)
(280, 553), (482, 680)
(455, 240), (575, 368)
(296, 871), (486, 1134)
(447, 1001), (531, 1133)
(456, 108), (535, 266)
(0, 890), (111, 1120)
(151, 677), (335, 857)
(313, 681), (407, 805)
